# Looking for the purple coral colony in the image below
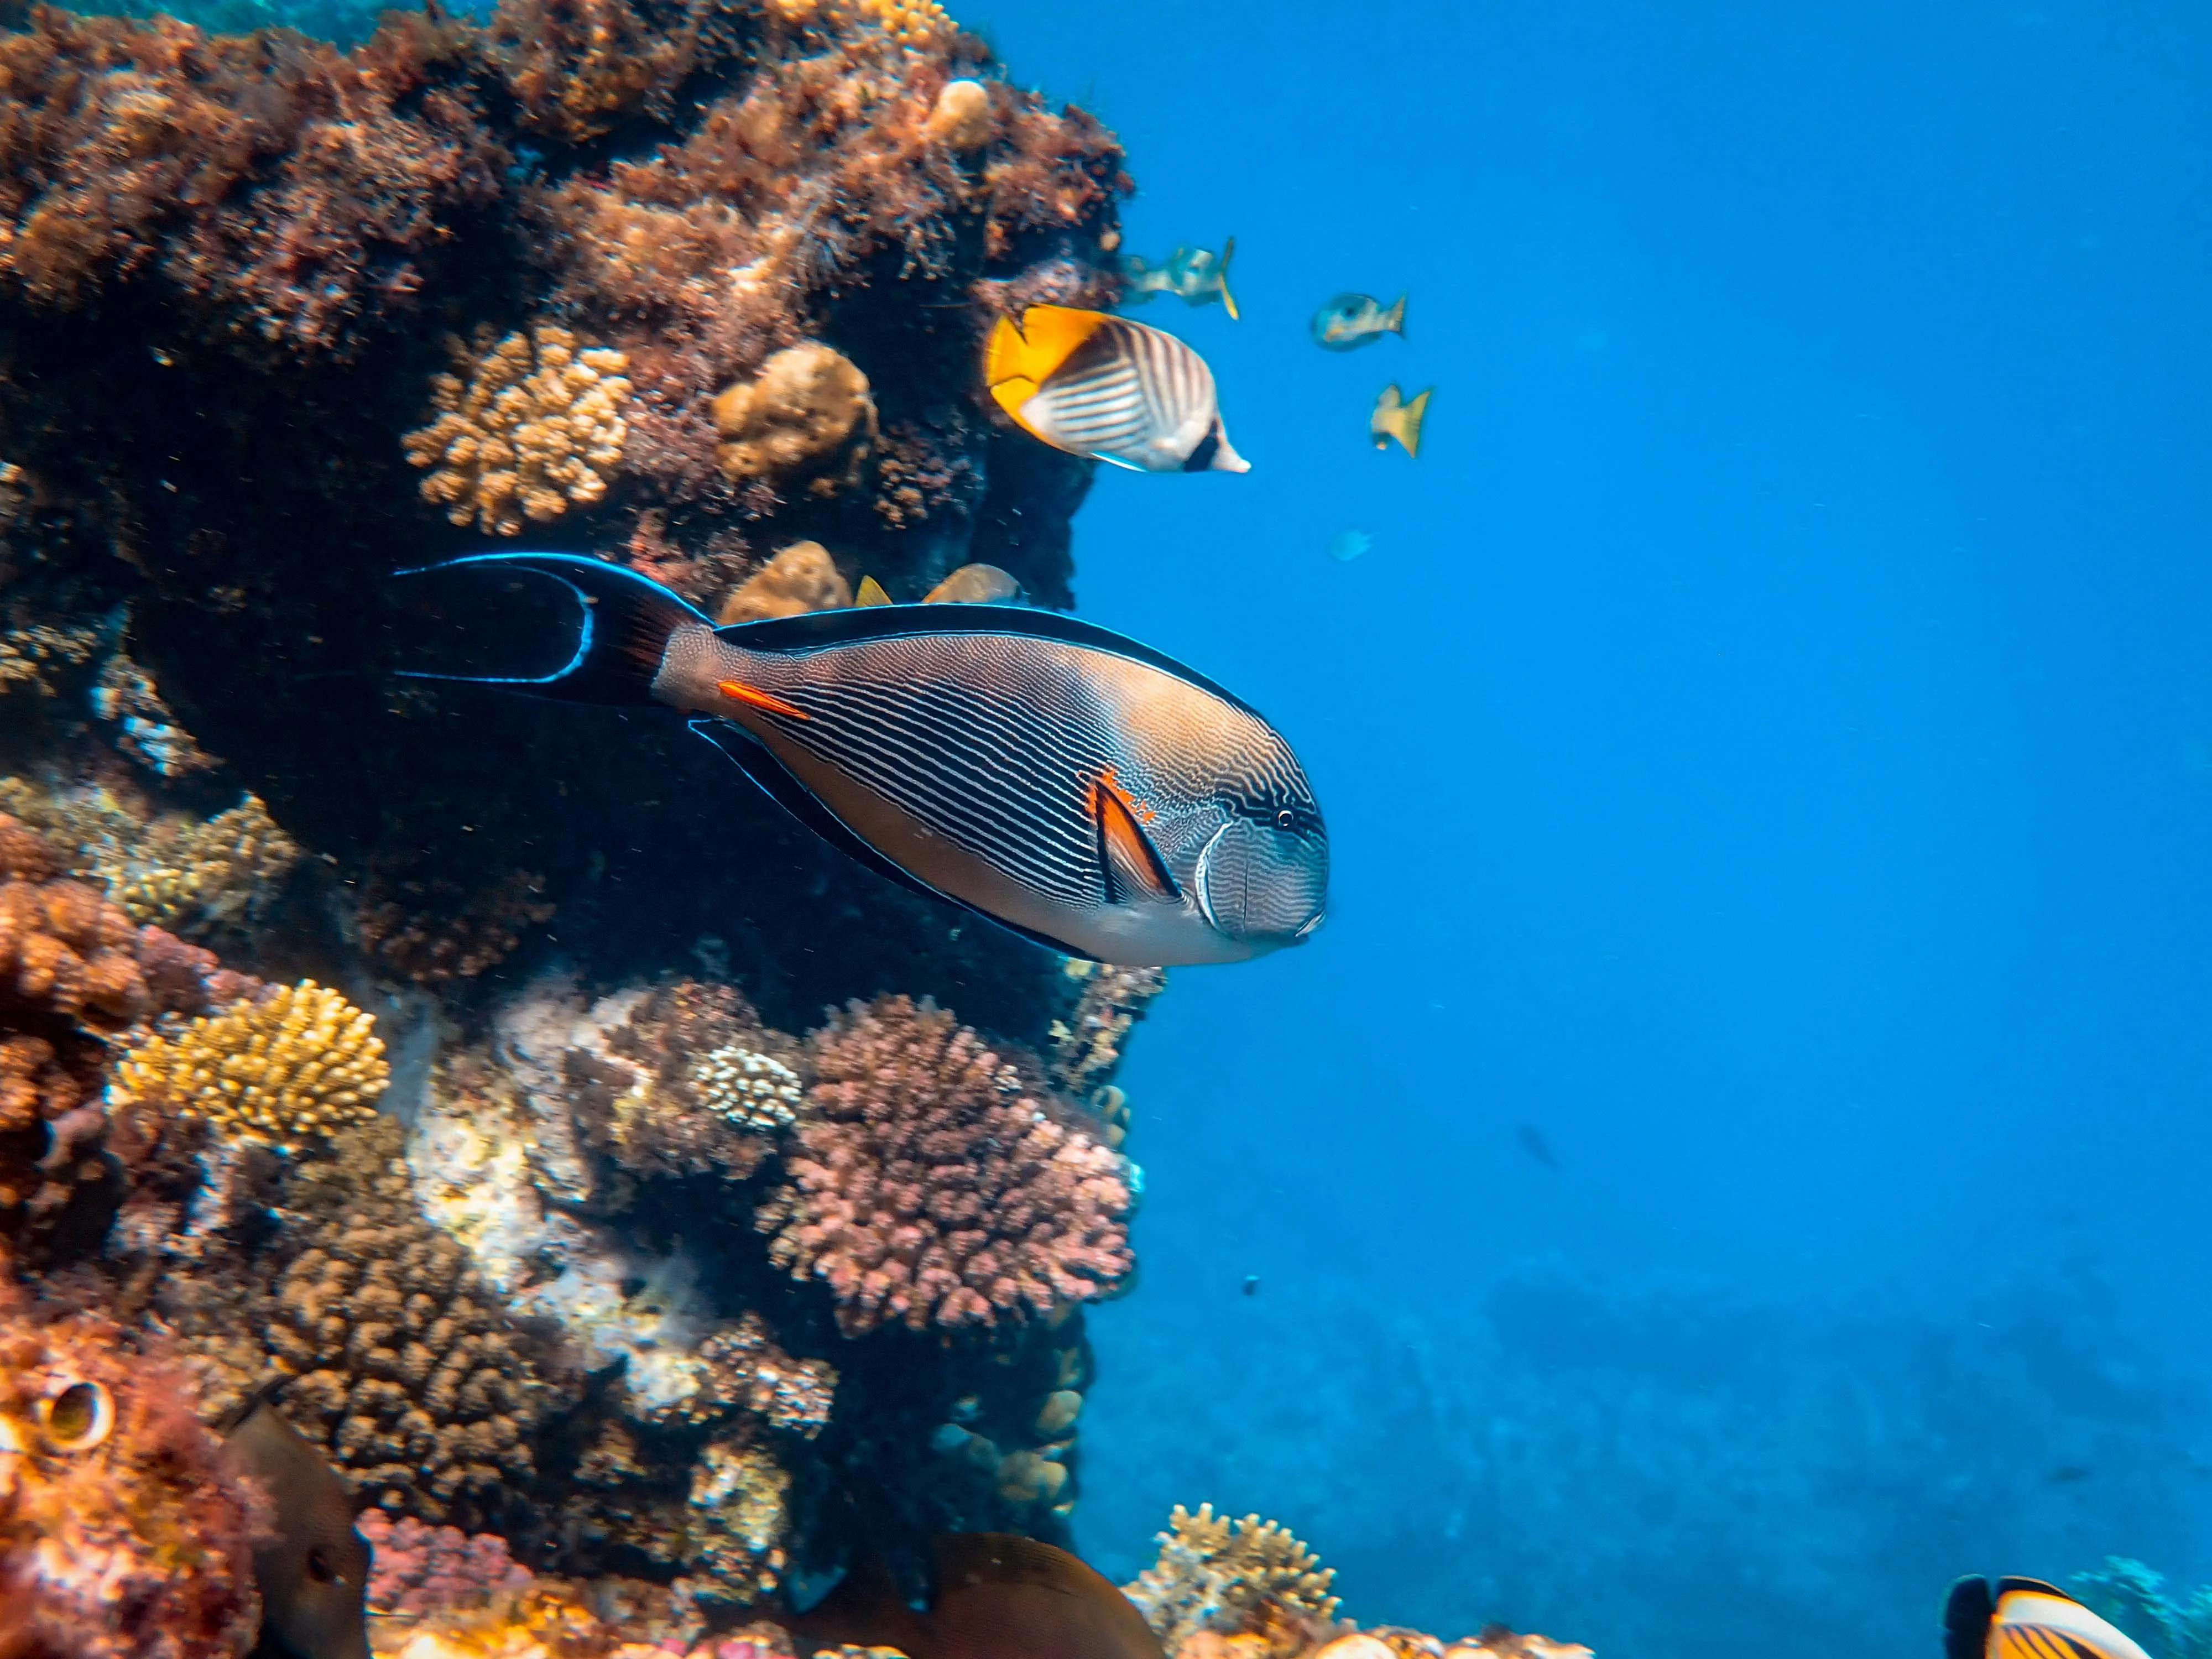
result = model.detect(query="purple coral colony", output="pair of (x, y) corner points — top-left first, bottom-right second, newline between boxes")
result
(0, 0), (1579, 1654)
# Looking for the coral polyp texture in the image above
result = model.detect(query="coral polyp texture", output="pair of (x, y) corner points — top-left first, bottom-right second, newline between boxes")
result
(108, 979), (389, 1152)
(358, 1507), (534, 1618)
(406, 325), (634, 535)
(0, 1282), (260, 1659)
(759, 994), (1135, 1334)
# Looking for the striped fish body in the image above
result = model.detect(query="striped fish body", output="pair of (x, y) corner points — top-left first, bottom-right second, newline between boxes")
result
(986, 306), (1249, 474)
(653, 608), (1324, 966)
(1945, 1579), (2152, 1659)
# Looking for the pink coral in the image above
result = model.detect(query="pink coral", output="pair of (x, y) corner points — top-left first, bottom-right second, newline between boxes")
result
(758, 995), (1133, 1334)
(359, 1507), (533, 1617)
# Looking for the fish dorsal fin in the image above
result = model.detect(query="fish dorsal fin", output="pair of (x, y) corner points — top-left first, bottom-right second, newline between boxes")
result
(855, 576), (893, 607)
(1218, 237), (1239, 321)
(988, 305), (1112, 395)
(1989, 1583), (2151, 1659)
(1091, 768), (1180, 906)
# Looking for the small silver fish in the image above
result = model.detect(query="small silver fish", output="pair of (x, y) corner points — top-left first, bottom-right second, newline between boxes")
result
(218, 1396), (372, 1659)
(1326, 530), (1373, 563)
(1123, 239), (1239, 319)
(987, 306), (1249, 474)
(399, 555), (1328, 968)
(1312, 292), (1406, 351)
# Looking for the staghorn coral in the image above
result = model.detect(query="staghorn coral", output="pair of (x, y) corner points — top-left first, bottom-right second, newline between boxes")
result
(1124, 1504), (1341, 1653)
(106, 979), (389, 1154)
(0, 1282), (261, 1659)
(359, 1507), (534, 1618)
(715, 540), (854, 624)
(712, 345), (877, 497)
(91, 649), (218, 780)
(406, 325), (634, 536)
(758, 994), (1134, 1334)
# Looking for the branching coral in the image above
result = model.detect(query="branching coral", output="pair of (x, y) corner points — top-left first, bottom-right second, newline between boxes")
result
(91, 650), (218, 780)
(355, 864), (555, 983)
(758, 994), (1134, 1334)
(107, 979), (389, 1154)
(712, 344), (878, 497)
(0, 1282), (261, 1659)
(1123, 1504), (1341, 1653)
(406, 324), (634, 535)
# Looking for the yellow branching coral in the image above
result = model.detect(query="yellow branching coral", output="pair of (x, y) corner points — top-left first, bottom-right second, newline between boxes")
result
(405, 324), (632, 535)
(109, 980), (390, 1151)
(1123, 1503), (1340, 1650)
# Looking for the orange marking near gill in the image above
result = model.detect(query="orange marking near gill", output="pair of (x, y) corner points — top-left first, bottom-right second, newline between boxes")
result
(716, 679), (810, 720)
(1097, 764), (1157, 823)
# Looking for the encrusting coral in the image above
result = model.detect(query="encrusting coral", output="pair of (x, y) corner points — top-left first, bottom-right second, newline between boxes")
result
(106, 979), (390, 1154)
(0, 1279), (261, 1659)
(405, 324), (634, 536)
(758, 994), (1134, 1334)
(712, 344), (878, 497)
(1124, 1503), (1342, 1655)
(716, 540), (854, 623)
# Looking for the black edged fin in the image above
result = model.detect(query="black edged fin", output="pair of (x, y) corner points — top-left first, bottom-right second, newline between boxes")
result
(392, 551), (709, 706)
(1945, 1576), (1996, 1659)
(716, 602), (1263, 720)
(1092, 781), (1180, 905)
(685, 720), (1096, 960)
(1996, 1580), (2069, 1601)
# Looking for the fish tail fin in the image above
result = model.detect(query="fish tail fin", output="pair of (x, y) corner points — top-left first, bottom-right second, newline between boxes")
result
(390, 551), (708, 706)
(1399, 387), (1432, 457)
(1942, 1577), (1994, 1659)
(1219, 237), (1240, 320)
(1386, 292), (1407, 337)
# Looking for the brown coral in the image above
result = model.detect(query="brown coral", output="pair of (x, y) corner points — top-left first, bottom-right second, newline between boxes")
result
(406, 324), (634, 535)
(758, 995), (1134, 1334)
(0, 1282), (261, 1659)
(712, 345), (877, 497)
(716, 540), (854, 623)
(356, 865), (556, 984)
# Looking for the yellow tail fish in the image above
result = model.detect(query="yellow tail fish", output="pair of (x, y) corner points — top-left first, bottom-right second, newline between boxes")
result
(396, 554), (1326, 968)
(986, 305), (1249, 474)
(1371, 383), (1432, 457)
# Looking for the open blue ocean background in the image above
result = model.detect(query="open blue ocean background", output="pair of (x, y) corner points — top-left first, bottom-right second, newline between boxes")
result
(962, 1), (2212, 1653)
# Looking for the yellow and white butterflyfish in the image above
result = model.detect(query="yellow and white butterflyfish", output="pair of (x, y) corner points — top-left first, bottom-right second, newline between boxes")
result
(985, 305), (1249, 474)
(1943, 1577), (2153, 1659)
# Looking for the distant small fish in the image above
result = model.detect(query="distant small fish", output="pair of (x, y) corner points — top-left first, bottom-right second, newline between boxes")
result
(791, 1533), (1165, 1659)
(1515, 1124), (1559, 1171)
(1326, 530), (1373, 564)
(1371, 384), (1432, 457)
(1241, 1274), (1260, 1296)
(1944, 1577), (2150, 1659)
(2047, 1464), (2092, 1485)
(987, 305), (1249, 474)
(1123, 238), (1239, 319)
(1312, 291), (1407, 351)
(218, 1394), (372, 1659)
(923, 563), (1023, 604)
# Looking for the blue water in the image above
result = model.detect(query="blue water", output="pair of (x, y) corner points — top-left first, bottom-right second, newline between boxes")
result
(967, 0), (2212, 1650)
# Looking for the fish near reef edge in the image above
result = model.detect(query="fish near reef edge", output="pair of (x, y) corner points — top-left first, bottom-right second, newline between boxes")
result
(986, 305), (1249, 473)
(217, 1396), (372, 1659)
(1943, 1576), (2152, 1659)
(1123, 238), (1240, 319)
(790, 1532), (1167, 1659)
(1312, 291), (1407, 350)
(394, 554), (1328, 967)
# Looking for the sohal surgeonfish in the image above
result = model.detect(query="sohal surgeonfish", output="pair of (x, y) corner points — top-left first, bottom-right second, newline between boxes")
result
(397, 554), (1327, 967)
(217, 1395), (373, 1659)
(789, 1532), (1165, 1659)
(1371, 384), (1432, 458)
(1312, 291), (1407, 351)
(1123, 239), (1240, 319)
(986, 306), (1249, 474)
(1943, 1576), (2153, 1659)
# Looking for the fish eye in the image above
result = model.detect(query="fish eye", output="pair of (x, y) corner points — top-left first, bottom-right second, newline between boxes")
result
(38, 1379), (114, 1453)
(1274, 808), (1295, 831)
(305, 1548), (337, 1583)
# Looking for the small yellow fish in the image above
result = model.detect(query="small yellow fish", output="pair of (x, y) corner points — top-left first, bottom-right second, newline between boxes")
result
(1370, 384), (1431, 457)
(987, 305), (1248, 474)
(1944, 1577), (2152, 1659)
(1312, 291), (1406, 350)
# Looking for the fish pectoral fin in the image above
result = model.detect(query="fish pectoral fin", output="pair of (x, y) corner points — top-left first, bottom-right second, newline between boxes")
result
(1091, 771), (1181, 905)
(714, 677), (809, 719)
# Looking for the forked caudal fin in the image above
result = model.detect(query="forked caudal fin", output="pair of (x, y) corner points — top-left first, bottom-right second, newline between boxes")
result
(390, 551), (709, 705)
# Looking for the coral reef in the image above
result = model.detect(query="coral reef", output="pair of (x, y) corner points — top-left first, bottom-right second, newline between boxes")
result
(360, 1508), (534, 1618)
(91, 650), (218, 780)
(2072, 1558), (2212, 1659)
(1125, 1504), (1342, 1654)
(354, 865), (556, 985)
(0, 1280), (261, 1659)
(107, 979), (389, 1154)
(0, 616), (101, 698)
(406, 326), (633, 536)
(759, 994), (1134, 1334)
(715, 540), (854, 623)
(712, 345), (878, 497)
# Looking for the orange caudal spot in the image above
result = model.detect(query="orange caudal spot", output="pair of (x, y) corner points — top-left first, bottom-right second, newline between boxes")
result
(716, 679), (810, 720)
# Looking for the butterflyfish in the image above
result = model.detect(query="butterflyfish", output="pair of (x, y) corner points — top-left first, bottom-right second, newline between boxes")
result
(1123, 239), (1240, 319)
(1371, 384), (1431, 457)
(217, 1392), (372, 1659)
(1312, 291), (1406, 350)
(1943, 1577), (2153, 1659)
(395, 553), (1327, 967)
(789, 1533), (1166, 1659)
(985, 305), (1249, 474)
